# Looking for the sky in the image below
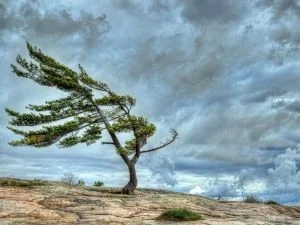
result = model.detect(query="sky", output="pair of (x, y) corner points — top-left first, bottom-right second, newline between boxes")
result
(0, 0), (300, 205)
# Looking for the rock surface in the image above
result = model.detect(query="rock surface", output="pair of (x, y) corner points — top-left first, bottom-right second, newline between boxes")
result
(0, 178), (299, 225)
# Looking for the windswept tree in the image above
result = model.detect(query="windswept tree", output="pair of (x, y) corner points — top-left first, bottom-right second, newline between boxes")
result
(6, 42), (177, 194)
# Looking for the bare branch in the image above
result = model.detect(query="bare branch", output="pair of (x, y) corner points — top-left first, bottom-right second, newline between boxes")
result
(101, 141), (114, 145)
(140, 129), (178, 154)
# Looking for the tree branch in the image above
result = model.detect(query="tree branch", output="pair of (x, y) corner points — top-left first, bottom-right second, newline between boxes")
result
(86, 95), (132, 166)
(101, 141), (114, 145)
(140, 129), (178, 154)
(108, 91), (131, 115)
(8, 107), (96, 127)
(32, 118), (102, 148)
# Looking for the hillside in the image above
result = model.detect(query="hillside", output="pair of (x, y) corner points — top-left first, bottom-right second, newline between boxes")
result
(0, 178), (299, 225)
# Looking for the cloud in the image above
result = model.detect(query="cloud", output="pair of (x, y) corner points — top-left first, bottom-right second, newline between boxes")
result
(244, 88), (286, 103)
(257, 0), (300, 22)
(190, 178), (239, 197)
(142, 153), (177, 187)
(189, 168), (256, 198)
(261, 147), (300, 203)
(267, 148), (300, 188)
(256, 0), (300, 67)
(0, 0), (110, 47)
(180, 0), (247, 25)
(272, 100), (300, 114)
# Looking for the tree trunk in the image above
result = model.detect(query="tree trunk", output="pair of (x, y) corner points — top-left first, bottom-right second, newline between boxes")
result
(121, 162), (137, 195)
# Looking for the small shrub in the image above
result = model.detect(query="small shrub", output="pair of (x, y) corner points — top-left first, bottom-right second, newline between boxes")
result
(61, 172), (78, 185)
(264, 200), (279, 205)
(93, 181), (104, 187)
(158, 208), (202, 221)
(243, 195), (262, 203)
(77, 180), (85, 186)
(33, 178), (42, 182)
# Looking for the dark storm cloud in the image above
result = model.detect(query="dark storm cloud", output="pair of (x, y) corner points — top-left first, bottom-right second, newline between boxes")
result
(174, 157), (266, 177)
(0, 2), (15, 30)
(112, 0), (138, 13)
(267, 21), (300, 51)
(181, 105), (296, 148)
(0, 0), (109, 46)
(148, 0), (172, 14)
(180, 0), (247, 24)
(244, 88), (286, 103)
(257, 0), (300, 21)
(272, 100), (300, 114)
(257, 0), (300, 67)
(286, 101), (300, 113)
(112, 0), (175, 15)
(123, 35), (225, 100)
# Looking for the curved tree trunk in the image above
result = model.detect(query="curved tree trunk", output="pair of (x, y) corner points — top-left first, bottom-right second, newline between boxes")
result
(121, 162), (137, 195)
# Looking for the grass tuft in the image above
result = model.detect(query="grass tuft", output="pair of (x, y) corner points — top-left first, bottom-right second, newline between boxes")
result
(158, 208), (202, 221)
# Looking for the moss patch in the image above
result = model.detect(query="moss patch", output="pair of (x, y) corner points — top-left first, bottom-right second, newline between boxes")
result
(158, 208), (202, 221)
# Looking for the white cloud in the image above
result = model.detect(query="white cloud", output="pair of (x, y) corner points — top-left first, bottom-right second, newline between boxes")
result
(188, 169), (258, 198)
(143, 153), (177, 187)
(189, 185), (204, 195)
(268, 148), (300, 189)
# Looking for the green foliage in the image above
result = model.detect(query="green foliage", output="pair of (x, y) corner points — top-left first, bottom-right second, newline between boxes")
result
(110, 116), (156, 154)
(8, 120), (85, 147)
(77, 180), (85, 186)
(264, 200), (279, 205)
(26, 94), (93, 114)
(158, 208), (202, 221)
(94, 95), (135, 107)
(6, 108), (63, 126)
(78, 64), (109, 91)
(12, 43), (88, 95)
(243, 195), (262, 203)
(93, 181), (104, 187)
(116, 147), (129, 155)
(110, 116), (155, 137)
(59, 124), (102, 147)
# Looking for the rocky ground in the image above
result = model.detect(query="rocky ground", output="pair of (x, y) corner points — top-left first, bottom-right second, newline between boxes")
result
(0, 178), (299, 225)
